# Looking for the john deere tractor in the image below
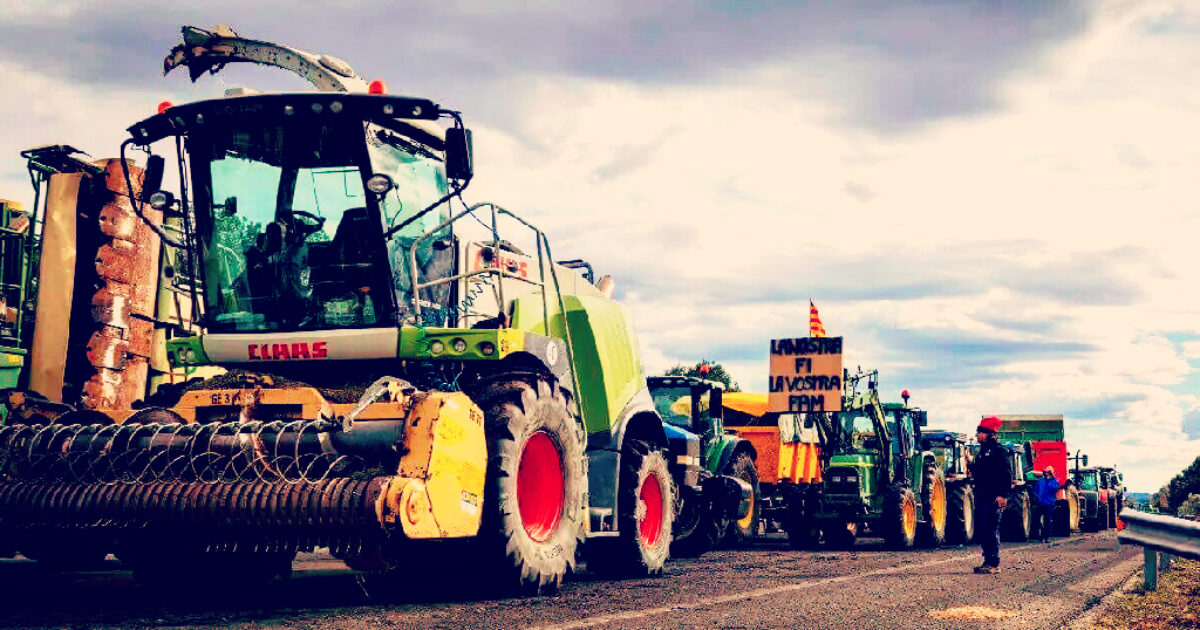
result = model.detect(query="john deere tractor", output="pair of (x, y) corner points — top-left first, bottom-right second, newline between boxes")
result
(805, 372), (947, 549)
(0, 25), (677, 593)
(648, 375), (755, 555)
(922, 430), (974, 544)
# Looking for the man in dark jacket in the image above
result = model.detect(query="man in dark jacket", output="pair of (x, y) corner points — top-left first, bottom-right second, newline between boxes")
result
(970, 416), (1012, 574)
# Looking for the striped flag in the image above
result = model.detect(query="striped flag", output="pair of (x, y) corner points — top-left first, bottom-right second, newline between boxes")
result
(809, 300), (825, 338)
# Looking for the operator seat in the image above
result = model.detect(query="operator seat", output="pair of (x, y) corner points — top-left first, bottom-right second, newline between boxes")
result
(310, 207), (377, 300)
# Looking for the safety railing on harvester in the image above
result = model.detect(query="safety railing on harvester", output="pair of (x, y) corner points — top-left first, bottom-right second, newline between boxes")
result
(406, 201), (585, 408)
(1117, 508), (1200, 590)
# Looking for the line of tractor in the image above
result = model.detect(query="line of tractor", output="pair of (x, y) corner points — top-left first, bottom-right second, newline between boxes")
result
(0, 24), (1123, 596)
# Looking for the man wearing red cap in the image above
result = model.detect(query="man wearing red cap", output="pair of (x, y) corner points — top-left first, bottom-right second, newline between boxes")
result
(970, 416), (1012, 574)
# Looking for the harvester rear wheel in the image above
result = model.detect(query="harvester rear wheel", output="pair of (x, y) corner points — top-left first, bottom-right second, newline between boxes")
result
(917, 464), (947, 548)
(722, 452), (761, 546)
(883, 485), (917, 550)
(476, 374), (585, 595)
(947, 482), (975, 544)
(589, 440), (676, 576)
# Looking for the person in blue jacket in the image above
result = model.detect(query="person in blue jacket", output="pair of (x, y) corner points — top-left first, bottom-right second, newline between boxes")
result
(1032, 465), (1061, 542)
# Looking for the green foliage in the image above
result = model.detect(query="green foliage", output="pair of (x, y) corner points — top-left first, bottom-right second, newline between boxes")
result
(664, 359), (740, 392)
(1177, 494), (1200, 519)
(1158, 453), (1200, 514)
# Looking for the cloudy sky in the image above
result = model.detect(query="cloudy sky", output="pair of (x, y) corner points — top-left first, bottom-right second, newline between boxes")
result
(2, 0), (1198, 491)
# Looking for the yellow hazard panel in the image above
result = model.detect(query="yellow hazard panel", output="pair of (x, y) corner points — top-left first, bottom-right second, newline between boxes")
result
(382, 391), (486, 538)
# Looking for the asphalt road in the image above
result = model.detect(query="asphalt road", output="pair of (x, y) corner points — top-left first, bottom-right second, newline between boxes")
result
(0, 531), (1137, 629)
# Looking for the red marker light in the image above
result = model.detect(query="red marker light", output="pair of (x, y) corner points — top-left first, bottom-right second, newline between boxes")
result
(368, 79), (387, 95)
(157, 101), (174, 114)
(901, 389), (910, 399)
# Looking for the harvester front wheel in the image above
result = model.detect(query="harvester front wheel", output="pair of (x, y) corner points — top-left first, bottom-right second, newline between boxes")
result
(722, 452), (761, 546)
(883, 485), (917, 550)
(477, 374), (586, 595)
(947, 482), (975, 544)
(917, 464), (947, 548)
(590, 440), (676, 576)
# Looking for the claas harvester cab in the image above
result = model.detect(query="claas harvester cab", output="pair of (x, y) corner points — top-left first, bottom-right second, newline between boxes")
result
(803, 372), (947, 549)
(648, 376), (755, 555)
(0, 25), (677, 594)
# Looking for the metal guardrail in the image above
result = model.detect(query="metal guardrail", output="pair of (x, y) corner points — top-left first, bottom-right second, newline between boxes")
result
(1117, 509), (1199, 589)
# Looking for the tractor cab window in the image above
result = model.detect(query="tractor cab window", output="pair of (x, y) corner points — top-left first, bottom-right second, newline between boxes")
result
(1077, 473), (1098, 491)
(651, 386), (697, 430)
(365, 122), (453, 326)
(192, 119), (392, 332)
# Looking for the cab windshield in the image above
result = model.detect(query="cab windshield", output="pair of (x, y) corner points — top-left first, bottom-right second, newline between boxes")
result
(1078, 472), (1099, 491)
(190, 117), (449, 332)
(651, 386), (696, 429)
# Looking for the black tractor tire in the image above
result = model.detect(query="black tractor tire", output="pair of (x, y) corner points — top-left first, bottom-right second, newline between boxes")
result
(670, 492), (724, 558)
(1003, 492), (1032, 542)
(1108, 497), (1119, 529)
(1097, 501), (1110, 531)
(722, 452), (761, 546)
(917, 463), (948, 548)
(474, 374), (587, 595)
(783, 492), (821, 550)
(588, 440), (676, 577)
(883, 485), (918, 550)
(1054, 486), (1079, 537)
(947, 482), (975, 544)
(825, 522), (858, 549)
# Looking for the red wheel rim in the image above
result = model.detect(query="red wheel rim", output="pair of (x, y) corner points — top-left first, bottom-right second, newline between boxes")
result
(517, 431), (565, 543)
(639, 471), (664, 547)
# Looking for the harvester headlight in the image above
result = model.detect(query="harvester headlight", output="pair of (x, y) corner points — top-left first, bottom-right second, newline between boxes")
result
(148, 191), (174, 210)
(366, 174), (394, 195)
(479, 341), (495, 356)
(452, 338), (467, 353)
(430, 340), (444, 355)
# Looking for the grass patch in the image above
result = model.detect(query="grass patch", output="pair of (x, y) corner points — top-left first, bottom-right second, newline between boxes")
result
(1088, 558), (1200, 629)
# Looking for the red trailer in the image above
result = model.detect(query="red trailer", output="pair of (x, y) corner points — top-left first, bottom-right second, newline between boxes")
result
(992, 414), (1081, 535)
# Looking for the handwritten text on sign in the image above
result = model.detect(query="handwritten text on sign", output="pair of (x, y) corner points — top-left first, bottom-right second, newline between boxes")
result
(769, 337), (843, 413)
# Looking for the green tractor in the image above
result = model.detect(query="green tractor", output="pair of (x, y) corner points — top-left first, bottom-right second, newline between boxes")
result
(648, 376), (756, 555)
(1071, 454), (1109, 532)
(921, 430), (974, 544)
(805, 372), (948, 549)
(0, 25), (678, 593)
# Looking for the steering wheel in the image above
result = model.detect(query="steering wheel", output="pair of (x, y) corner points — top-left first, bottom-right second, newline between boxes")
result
(290, 210), (326, 238)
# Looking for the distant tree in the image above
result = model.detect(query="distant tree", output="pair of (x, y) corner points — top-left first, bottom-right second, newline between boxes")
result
(1177, 494), (1200, 519)
(664, 360), (741, 392)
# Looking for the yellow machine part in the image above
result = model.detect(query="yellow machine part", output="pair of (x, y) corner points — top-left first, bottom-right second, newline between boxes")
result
(730, 425), (822, 485)
(376, 391), (487, 539)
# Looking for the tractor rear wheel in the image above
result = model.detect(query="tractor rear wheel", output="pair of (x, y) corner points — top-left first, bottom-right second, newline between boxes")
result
(1108, 497), (1119, 528)
(589, 440), (676, 577)
(476, 374), (586, 594)
(917, 464), (947, 548)
(947, 482), (975, 544)
(1003, 492), (1032, 541)
(883, 485), (917, 550)
(722, 452), (761, 546)
(1097, 501), (1110, 531)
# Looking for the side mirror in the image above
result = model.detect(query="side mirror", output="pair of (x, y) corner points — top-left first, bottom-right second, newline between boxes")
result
(709, 389), (723, 419)
(1082, 455), (1089, 466)
(220, 196), (238, 217)
(142, 154), (165, 202)
(445, 127), (473, 181)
